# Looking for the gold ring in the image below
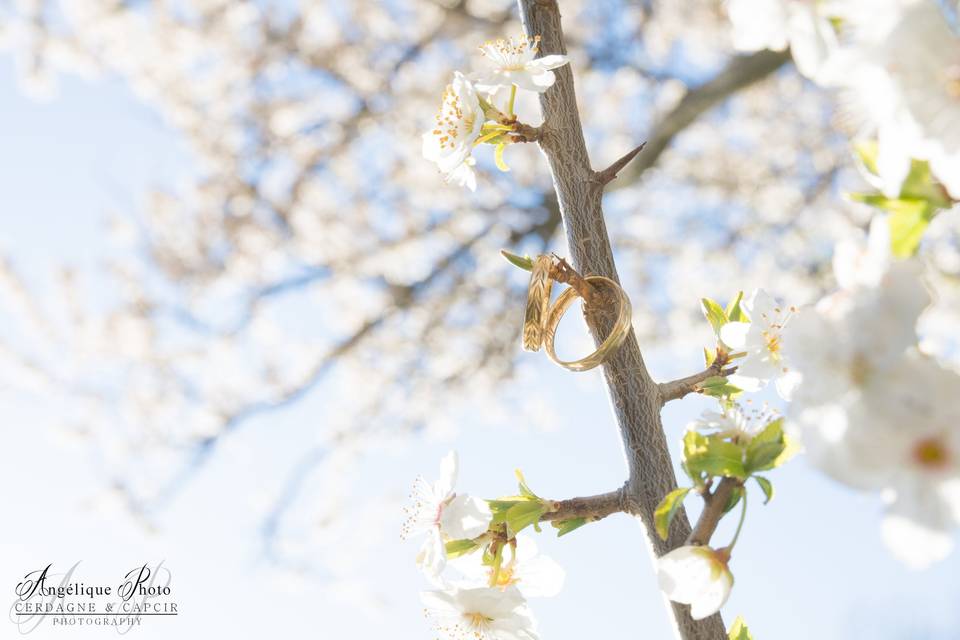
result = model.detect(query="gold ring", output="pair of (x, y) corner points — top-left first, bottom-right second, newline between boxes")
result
(522, 255), (554, 352)
(543, 275), (632, 372)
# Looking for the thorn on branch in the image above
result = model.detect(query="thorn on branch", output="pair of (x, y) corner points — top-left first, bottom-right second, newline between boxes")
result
(594, 142), (646, 186)
(549, 255), (598, 307)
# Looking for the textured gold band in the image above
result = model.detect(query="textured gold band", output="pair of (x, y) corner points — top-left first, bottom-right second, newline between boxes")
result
(543, 275), (632, 372)
(522, 255), (554, 352)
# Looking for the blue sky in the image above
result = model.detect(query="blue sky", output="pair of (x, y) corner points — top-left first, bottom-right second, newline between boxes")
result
(1, 51), (959, 640)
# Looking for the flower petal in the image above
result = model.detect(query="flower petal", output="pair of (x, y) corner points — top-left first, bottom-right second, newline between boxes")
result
(416, 527), (447, 578)
(526, 54), (569, 72)
(435, 450), (458, 498)
(881, 491), (955, 570)
(441, 494), (492, 540)
(514, 553), (565, 598)
(719, 321), (750, 349)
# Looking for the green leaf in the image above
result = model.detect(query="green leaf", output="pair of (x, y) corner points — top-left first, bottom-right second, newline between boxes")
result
(445, 538), (482, 559)
(700, 376), (742, 399)
(754, 476), (774, 504)
(494, 142), (510, 172)
(901, 158), (952, 207)
(744, 418), (786, 473)
(504, 501), (547, 538)
(722, 485), (744, 514)
(849, 194), (935, 257)
(488, 498), (527, 524)
(700, 298), (728, 335)
(475, 129), (508, 146)
(888, 200), (937, 257)
(500, 249), (534, 272)
(552, 517), (589, 537)
(725, 291), (747, 322)
(683, 431), (746, 480)
(654, 487), (692, 541)
(728, 616), (753, 640)
(704, 347), (716, 367)
(515, 469), (542, 501)
(853, 140), (880, 178)
(774, 430), (801, 468)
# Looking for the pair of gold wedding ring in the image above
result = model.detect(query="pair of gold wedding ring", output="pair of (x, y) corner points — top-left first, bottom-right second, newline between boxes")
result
(522, 255), (633, 372)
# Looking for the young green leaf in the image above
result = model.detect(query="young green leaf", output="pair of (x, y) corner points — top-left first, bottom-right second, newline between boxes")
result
(725, 290), (747, 322)
(728, 616), (753, 640)
(887, 199), (937, 257)
(445, 538), (482, 559)
(700, 298), (728, 335)
(901, 157), (953, 207)
(494, 142), (510, 172)
(704, 346), (717, 367)
(700, 376), (743, 399)
(722, 485), (744, 514)
(744, 418), (787, 473)
(753, 476), (774, 504)
(853, 140), (880, 178)
(654, 487), (692, 541)
(847, 193), (941, 257)
(504, 501), (547, 538)
(552, 517), (589, 537)
(515, 469), (543, 501)
(684, 431), (747, 480)
(500, 249), (534, 272)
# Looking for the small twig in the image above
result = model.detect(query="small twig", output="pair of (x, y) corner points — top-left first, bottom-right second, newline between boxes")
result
(658, 364), (737, 405)
(594, 142), (646, 185)
(687, 477), (741, 546)
(658, 347), (737, 405)
(549, 255), (598, 307)
(509, 122), (542, 143)
(539, 487), (629, 522)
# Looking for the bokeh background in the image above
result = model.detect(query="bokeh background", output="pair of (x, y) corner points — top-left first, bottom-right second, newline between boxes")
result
(1, 1), (959, 639)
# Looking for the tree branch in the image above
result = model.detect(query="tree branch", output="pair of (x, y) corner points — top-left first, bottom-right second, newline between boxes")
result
(687, 478), (741, 546)
(541, 487), (629, 522)
(516, 1), (730, 637)
(614, 48), (791, 189)
(658, 362), (737, 405)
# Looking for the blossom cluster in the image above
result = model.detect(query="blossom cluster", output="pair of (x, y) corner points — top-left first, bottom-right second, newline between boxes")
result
(422, 36), (569, 190)
(716, 219), (960, 570)
(655, 212), (959, 619)
(728, 0), (960, 249)
(402, 452), (566, 640)
(685, 215), (959, 573)
(787, 220), (960, 570)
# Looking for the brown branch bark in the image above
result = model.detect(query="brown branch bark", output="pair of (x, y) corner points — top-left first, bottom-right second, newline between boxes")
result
(687, 478), (741, 546)
(515, 1), (760, 637)
(658, 363), (737, 405)
(540, 488), (629, 522)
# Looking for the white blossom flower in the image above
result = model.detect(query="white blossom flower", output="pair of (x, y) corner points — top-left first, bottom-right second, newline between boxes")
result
(689, 404), (779, 441)
(796, 352), (960, 569)
(421, 585), (539, 640)
(402, 451), (493, 578)
(422, 72), (484, 191)
(783, 223), (930, 407)
(720, 289), (800, 399)
(726, 0), (838, 81)
(836, 1), (960, 197)
(471, 35), (569, 95)
(831, 216), (892, 291)
(448, 535), (565, 597)
(657, 545), (733, 620)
